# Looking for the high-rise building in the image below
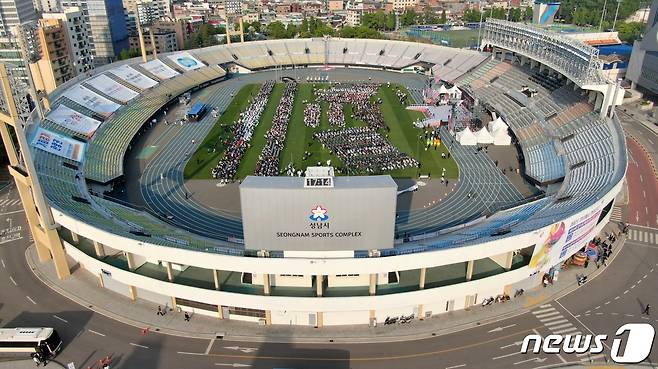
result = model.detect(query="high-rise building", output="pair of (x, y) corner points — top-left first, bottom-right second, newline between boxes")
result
(42, 7), (93, 75)
(0, 0), (39, 72)
(26, 18), (76, 94)
(123, 0), (171, 36)
(61, 0), (129, 66)
(626, 0), (658, 96)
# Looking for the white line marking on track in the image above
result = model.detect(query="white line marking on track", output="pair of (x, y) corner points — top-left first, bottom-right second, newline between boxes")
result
(130, 343), (149, 349)
(53, 315), (68, 323)
(500, 342), (521, 349)
(88, 329), (106, 337)
(9, 276), (16, 285)
(595, 312), (604, 315)
(1, 259), (5, 268)
(605, 301), (610, 305)
(533, 308), (556, 315)
(614, 296), (620, 300)
(611, 313), (619, 315)
(631, 284), (636, 289)
(624, 290), (629, 294)
(540, 304), (552, 308)
(445, 365), (466, 369)
(594, 306), (601, 310)
(26, 296), (36, 304)
(177, 351), (205, 356)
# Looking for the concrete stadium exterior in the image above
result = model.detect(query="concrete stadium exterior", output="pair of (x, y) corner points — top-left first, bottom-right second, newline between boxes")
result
(10, 20), (627, 326)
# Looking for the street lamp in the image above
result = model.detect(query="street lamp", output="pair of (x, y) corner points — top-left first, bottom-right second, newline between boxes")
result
(477, 1), (484, 50)
(599, 0), (608, 31)
(612, 0), (623, 31)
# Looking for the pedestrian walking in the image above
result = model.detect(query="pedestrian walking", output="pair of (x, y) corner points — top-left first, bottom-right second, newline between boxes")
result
(643, 304), (651, 315)
(184, 312), (191, 322)
(157, 306), (163, 316)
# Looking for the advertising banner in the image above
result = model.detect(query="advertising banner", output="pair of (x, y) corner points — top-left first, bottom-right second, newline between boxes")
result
(140, 59), (180, 80)
(110, 65), (158, 90)
(47, 104), (102, 137)
(166, 52), (204, 71)
(62, 85), (121, 117)
(88, 74), (139, 103)
(32, 127), (85, 162)
(529, 206), (603, 272)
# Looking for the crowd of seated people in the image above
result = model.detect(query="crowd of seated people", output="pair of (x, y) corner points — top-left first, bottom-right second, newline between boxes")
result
(303, 102), (321, 128)
(327, 102), (345, 127)
(254, 81), (298, 176)
(316, 83), (387, 130)
(314, 127), (418, 174)
(212, 81), (275, 179)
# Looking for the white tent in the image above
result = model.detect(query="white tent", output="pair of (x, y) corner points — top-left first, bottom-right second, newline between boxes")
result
(447, 85), (462, 99)
(489, 117), (509, 133)
(492, 128), (512, 145)
(488, 117), (511, 145)
(474, 126), (495, 144)
(456, 129), (477, 146)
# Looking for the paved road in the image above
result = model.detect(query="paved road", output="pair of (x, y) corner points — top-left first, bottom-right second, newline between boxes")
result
(0, 179), (656, 369)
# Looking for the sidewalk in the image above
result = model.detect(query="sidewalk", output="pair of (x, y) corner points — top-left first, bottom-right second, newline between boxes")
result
(27, 223), (626, 344)
(0, 359), (65, 369)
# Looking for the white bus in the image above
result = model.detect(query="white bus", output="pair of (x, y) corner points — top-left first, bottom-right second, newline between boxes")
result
(0, 328), (62, 357)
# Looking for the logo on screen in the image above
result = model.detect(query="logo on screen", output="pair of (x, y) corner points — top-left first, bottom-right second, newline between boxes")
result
(177, 57), (198, 68)
(309, 205), (329, 221)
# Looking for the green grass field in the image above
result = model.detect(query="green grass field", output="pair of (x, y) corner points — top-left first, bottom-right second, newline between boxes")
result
(185, 83), (458, 180)
(183, 84), (260, 179)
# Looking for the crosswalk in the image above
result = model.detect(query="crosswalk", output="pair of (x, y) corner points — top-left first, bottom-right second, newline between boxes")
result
(627, 228), (658, 245)
(609, 206), (623, 222)
(0, 198), (21, 207)
(532, 304), (605, 362)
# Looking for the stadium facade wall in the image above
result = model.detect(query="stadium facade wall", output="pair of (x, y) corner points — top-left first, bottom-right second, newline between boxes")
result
(57, 178), (621, 325)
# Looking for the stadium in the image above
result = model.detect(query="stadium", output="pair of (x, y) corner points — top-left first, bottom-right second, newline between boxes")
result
(21, 19), (626, 326)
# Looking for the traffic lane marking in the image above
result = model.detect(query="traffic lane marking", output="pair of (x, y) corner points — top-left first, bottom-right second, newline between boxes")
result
(26, 295), (36, 304)
(88, 329), (106, 337)
(200, 325), (547, 362)
(130, 342), (149, 349)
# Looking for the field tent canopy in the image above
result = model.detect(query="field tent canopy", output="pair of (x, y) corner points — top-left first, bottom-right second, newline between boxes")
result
(474, 126), (494, 144)
(489, 117), (512, 146)
(456, 128), (477, 145)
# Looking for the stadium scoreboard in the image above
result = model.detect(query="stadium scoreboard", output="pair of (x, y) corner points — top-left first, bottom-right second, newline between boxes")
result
(240, 172), (397, 252)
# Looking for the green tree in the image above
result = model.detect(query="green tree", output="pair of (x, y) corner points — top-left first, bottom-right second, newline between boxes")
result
(523, 6), (533, 21)
(616, 21), (644, 42)
(509, 7), (522, 22)
(440, 10), (447, 24)
(386, 12), (396, 30)
(266, 21), (288, 39)
(462, 8), (482, 23)
(401, 9), (417, 26)
(118, 48), (141, 60)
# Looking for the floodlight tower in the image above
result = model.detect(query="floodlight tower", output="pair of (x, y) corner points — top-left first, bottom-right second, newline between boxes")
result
(0, 63), (71, 279)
